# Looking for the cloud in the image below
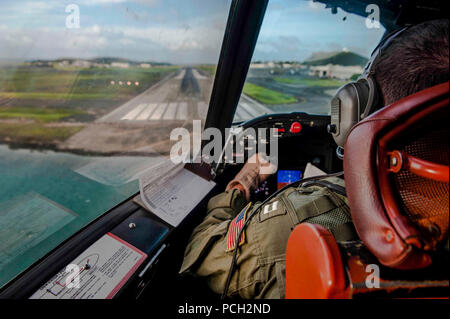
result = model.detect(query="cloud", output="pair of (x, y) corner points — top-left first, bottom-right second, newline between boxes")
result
(22, 1), (55, 13)
(79, 0), (161, 6)
(254, 35), (307, 61)
(0, 0), (230, 64)
(79, 0), (128, 5)
(308, 1), (324, 11)
(0, 22), (226, 64)
(116, 25), (223, 51)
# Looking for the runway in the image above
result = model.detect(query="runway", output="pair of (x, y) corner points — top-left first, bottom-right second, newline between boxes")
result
(98, 67), (208, 123)
(98, 67), (272, 124)
(63, 67), (214, 154)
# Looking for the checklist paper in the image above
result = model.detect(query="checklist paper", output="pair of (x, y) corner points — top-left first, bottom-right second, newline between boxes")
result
(139, 161), (216, 227)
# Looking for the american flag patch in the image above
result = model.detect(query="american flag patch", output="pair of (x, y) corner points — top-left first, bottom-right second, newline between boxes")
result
(226, 203), (251, 252)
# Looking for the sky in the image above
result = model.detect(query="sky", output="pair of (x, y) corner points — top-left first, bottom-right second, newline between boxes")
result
(0, 0), (385, 64)
(253, 0), (386, 62)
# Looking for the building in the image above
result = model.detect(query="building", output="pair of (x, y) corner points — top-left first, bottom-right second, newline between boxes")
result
(250, 61), (277, 69)
(140, 63), (152, 68)
(250, 62), (268, 69)
(111, 62), (130, 69)
(72, 60), (92, 68)
(58, 60), (70, 67)
(308, 64), (363, 80)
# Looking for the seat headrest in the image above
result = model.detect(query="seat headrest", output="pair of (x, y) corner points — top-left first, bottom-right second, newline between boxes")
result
(344, 82), (449, 270)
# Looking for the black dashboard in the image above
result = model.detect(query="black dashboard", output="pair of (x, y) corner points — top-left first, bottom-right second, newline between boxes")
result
(217, 112), (342, 200)
(230, 112), (338, 170)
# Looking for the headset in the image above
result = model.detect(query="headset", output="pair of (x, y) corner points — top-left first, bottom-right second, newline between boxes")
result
(327, 26), (410, 154)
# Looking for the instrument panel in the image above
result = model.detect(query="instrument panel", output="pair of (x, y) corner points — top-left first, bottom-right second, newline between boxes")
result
(217, 112), (338, 176)
(224, 112), (341, 202)
(239, 112), (330, 138)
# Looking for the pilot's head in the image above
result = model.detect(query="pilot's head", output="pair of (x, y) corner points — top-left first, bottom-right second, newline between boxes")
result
(373, 19), (449, 107)
(329, 19), (449, 150)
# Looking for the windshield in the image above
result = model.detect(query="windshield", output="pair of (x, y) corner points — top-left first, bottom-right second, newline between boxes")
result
(0, 0), (231, 288)
(233, 0), (385, 122)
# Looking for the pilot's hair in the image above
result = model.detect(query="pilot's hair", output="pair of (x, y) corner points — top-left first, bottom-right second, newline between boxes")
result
(373, 19), (449, 106)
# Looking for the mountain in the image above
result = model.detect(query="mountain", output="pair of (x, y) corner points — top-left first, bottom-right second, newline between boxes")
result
(89, 57), (134, 64)
(304, 51), (368, 67)
(305, 51), (340, 61)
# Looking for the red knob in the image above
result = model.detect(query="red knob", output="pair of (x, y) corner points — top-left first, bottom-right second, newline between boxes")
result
(290, 122), (302, 133)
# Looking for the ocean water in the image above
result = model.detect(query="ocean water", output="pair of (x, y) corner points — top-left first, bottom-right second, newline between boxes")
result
(0, 145), (160, 288)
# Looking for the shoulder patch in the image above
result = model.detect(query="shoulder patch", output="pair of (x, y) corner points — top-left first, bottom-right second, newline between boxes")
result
(226, 202), (251, 252)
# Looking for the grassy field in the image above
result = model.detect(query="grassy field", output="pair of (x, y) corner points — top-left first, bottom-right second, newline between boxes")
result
(0, 123), (84, 143)
(0, 92), (121, 100)
(196, 65), (216, 77)
(0, 107), (85, 122)
(0, 65), (179, 101)
(274, 77), (344, 87)
(242, 82), (297, 105)
(0, 64), (179, 145)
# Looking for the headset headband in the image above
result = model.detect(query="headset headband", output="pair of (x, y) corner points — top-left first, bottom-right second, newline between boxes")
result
(329, 25), (412, 150)
(361, 26), (410, 78)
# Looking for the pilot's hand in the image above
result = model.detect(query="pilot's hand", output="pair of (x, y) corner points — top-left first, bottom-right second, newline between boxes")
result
(226, 153), (276, 201)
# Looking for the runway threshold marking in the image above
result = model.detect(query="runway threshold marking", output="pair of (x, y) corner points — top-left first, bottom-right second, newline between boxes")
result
(119, 100), (199, 121)
(121, 103), (148, 120)
(163, 103), (178, 120)
(150, 103), (168, 120)
(136, 103), (158, 120)
(177, 102), (188, 120)
(197, 101), (208, 119)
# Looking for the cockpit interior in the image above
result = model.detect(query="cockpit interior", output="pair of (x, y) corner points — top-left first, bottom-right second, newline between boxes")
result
(0, 0), (448, 304)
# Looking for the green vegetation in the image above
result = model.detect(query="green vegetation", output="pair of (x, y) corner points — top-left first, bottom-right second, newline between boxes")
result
(0, 65), (179, 100)
(0, 92), (123, 100)
(350, 73), (361, 81)
(0, 107), (85, 122)
(274, 77), (344, 87)
(0, 123), (84, 143)
(243, 83), (297, 105)
(0, 64), (179, 146)
(196, 65), (216, 77)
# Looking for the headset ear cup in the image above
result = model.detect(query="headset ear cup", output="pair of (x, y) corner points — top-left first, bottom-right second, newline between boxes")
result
(329, 82), (363, 148)
(354, 79), (371, 119)
(363, 76), (379, 118)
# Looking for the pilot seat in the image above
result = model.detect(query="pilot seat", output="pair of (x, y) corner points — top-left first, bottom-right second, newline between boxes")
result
(285, 82), (449, 299)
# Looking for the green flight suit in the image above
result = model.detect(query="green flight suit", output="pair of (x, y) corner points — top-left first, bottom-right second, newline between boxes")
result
(179, 177), (356, 299)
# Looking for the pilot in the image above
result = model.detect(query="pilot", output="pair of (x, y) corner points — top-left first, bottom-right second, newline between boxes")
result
(179, 19), (449, 299)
